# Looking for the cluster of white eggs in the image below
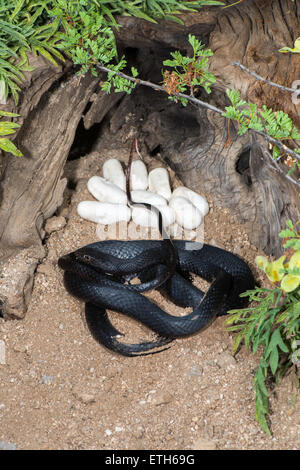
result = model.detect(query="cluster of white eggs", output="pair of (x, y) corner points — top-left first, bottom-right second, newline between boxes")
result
(77, 158), (209, 231)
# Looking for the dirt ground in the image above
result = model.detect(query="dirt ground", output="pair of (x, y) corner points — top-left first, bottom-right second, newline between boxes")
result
(0, 143), (299, 451)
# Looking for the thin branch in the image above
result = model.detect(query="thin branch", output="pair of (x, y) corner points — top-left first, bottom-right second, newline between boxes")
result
(96, 64), (223, 115)
(232, 61), (299, 95)
(249, 129), (300, 162)
(261, 147), (300, 188)
(222, 0), (244, 8)
(96, 64), (300, 163)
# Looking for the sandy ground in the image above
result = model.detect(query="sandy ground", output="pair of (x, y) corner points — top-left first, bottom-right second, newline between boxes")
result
(0, 146), (299, 451)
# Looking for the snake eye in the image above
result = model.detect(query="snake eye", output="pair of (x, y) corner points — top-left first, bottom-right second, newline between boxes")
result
(75, 252), (91, 263)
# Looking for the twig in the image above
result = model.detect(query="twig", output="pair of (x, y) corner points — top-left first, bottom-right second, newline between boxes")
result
(135, 139), (144, 161)
(232, 62), (299, 95)
(96, 64), (223, 115)
(222, 0), (244, 8)
(250, 129), (300, 162)
(96, 64), (300, 163)
(261, 147), (300, 188)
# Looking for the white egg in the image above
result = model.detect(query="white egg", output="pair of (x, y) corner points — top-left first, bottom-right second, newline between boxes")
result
(102, 158), (126, 191)
(169, 196), (203, 230)
(87, 176), (127, 205)
(132, 205), (175, 228)
(172, 186), (209, 216)
(77, 201), (131, 224)
(130, 160), (148, 190)
(148, 168), (172, 200)
(130, 190), (167, 207)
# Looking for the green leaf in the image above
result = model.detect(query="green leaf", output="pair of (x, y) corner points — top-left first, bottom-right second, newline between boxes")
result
(232, 330), (245, 354)
(0, 121), (20, 135)
(255, 403), (271, 436)
(32, 45), (58, 66)
(10, 0), (26, 21)
(255, 367), (269, 397)
(0, 137), (22, 156)
(0, 110), (19, 118)
(279, 229), (296, 238)
(269, 346), (279, 375)
(265, 329), (289, 358)
(125, 7), (157, 23)
(131, 66), (138, 78)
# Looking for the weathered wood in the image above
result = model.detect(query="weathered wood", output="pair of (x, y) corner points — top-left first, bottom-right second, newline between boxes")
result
(83, 88), (125, 130)
(209, 0), (300, 128)
(0, 55), (64, 191)
(0, 56), (99, 317)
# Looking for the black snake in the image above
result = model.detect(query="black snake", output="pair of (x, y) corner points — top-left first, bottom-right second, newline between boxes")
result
(59, 141), (255, 356)
(58, 240), (255, 356)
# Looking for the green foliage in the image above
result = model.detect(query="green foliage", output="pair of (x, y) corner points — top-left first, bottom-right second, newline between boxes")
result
(279, 219), (300, 251)
(57, 4), (118, 72)
(223, 89), (300, 162)
(226, 220), (300, 435)
(0, 0), (224, 105)
(0, 0), (66, 103)
(162, 34), (216, 105)
(100, 1), (225, 25)
(0, 109), (22, 156)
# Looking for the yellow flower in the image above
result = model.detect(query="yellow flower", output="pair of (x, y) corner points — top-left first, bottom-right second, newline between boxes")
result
(281, 275), (300, 293)
(255, 256), (268, 272)
(281, 251), (300, 292)
(288, 251), (300, 270)
(265, 256), (286, 283)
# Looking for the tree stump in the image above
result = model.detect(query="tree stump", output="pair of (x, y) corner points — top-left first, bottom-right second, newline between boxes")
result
(0, 0), (299, 318)
(0, 55), (100, 317)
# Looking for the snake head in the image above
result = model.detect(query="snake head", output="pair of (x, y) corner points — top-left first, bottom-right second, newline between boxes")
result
(57, 254), (71, 270)
(57, 251), (92, 271)
(73, 252), (93, 264)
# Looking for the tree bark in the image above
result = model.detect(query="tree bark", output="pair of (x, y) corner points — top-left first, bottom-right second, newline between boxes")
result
(0, 55), (99, 317)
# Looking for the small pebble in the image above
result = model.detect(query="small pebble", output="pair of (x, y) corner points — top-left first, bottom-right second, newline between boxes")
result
(187, 365), (204, 377)
(72, 386), (96, 404)
(36, 262), (55, 276)
(45, 216), (66, 234)
(216, 351), (237, 369)
(42, 375), (54, 385)
(152, 391), (174, 406)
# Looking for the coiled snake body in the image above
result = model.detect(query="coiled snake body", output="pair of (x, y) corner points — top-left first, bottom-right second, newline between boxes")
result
(58, 240), (255, 356)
